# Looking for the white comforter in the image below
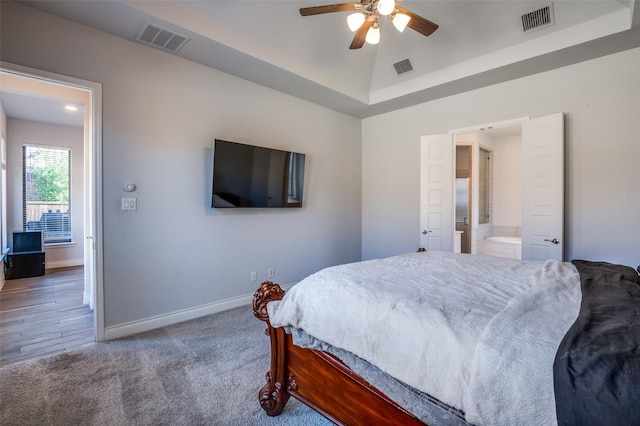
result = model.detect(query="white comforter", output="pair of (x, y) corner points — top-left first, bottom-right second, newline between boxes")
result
(267, 251), (582, 425)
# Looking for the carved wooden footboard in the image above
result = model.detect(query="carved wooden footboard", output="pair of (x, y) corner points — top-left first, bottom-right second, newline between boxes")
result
(253, 281), (426, 425)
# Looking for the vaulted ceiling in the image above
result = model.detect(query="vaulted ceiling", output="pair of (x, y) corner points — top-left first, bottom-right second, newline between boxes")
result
(3, 1), (640, 121)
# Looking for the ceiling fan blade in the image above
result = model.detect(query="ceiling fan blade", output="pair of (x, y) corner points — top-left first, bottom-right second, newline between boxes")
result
(300, 3), (362, 16)
(395, 6), (439, 37)
(349, 18), (374, 49)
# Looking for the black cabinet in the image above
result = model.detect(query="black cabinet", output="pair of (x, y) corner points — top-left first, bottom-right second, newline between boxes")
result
(4, 231), (46, 280)
(5, 251), (46, 280)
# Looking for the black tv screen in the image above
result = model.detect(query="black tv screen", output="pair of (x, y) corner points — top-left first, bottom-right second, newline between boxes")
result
(13, 231), (44, 252)
(211, 139), (306, 208)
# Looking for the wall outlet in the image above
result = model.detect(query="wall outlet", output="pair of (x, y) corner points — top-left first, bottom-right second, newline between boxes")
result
(268, 267), (275, 278)
(250, 271), (257, 282)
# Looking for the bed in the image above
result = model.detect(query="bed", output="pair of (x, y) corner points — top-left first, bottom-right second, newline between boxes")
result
(252, 251), (640, 425)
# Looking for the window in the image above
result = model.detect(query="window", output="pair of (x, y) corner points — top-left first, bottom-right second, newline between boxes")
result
(287, 152), (305, 205)
(23, 145), (72, 244)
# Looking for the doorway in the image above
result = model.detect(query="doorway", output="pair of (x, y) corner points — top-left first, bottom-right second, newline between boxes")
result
(0, 63), (104, 341)
(420, 113), (564, 261)
(454, 125), (522, 258)
(455, 145), (472, 253)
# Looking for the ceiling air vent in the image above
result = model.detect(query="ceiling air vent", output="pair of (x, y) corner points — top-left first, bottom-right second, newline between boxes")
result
(521, 4), (554, 33)
(393, 59), (414, 76)
(136, 24), (190, 53)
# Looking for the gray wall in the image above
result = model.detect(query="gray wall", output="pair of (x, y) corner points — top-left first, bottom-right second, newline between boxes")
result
(362, 47), (640, 267)
(1, 2), (362, 328)
(5, 119), (85, 268)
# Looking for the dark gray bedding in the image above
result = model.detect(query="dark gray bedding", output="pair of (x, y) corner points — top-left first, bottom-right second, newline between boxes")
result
(554, 260), (640, 425)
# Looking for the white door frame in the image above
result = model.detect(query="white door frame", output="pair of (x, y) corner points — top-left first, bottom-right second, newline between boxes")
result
(423, 114), (564, 261)
(422, 117), (528, 254)
(451, 117), (528, 254)
(1, 61), (105, 341)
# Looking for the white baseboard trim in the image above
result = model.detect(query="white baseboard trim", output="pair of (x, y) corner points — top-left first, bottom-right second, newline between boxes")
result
(0, 260), (4, 292)
(103, 282), (296, 341)
(46, 259), (84, 269)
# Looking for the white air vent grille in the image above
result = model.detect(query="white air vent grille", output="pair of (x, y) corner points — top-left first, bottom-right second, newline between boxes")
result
(136, 24), (190, 53)
(393, 59), (413, 76)
(521, 4), (554, 33)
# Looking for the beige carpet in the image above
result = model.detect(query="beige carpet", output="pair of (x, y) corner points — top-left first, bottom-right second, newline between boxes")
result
(0, 305), (332, 425)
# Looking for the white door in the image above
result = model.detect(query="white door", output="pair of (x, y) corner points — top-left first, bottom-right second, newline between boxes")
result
(420, 134), (453, 251)
(83, 118), (96, 310)
(521, 113), (564, 261)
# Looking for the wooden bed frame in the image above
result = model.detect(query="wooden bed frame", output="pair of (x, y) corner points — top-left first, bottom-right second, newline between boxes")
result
(253, 280), (427, 425)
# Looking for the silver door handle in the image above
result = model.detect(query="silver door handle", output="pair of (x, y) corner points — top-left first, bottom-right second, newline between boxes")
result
(544, 238), (560, 245)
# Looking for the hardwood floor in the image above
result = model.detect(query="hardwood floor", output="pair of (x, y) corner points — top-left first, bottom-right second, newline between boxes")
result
(0, 266), (94, 366)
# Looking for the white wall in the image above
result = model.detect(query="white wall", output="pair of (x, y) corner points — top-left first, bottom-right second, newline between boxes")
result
(362, 46), (640, 267)
(5, 118), (85, 267)
(1, 2), (362, 329)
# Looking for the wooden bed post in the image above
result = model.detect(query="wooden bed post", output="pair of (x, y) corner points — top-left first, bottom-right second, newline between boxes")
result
(252, 281), (293, 416)
(253, 281), (427, 425)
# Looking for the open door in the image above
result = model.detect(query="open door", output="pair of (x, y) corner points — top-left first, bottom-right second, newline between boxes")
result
(420, 134), (453, 251)
(521, 112), (564, 261)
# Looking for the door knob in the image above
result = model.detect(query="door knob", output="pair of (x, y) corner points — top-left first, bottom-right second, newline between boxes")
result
(422, 230), (432, 234)
(544, 238), (560, 245)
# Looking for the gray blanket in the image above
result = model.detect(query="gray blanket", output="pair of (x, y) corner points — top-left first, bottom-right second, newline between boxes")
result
(464, 257), (581, 425)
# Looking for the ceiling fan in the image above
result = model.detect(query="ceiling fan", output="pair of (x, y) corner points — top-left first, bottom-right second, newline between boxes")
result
(300, 0), (439, 49)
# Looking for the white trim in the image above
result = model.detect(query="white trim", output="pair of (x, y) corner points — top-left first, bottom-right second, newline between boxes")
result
(103, 283), (296, 340)
(1, 61), (105, 342)
(45, 258), (83, 269)
(0, 259), (5, 292)
(104, 294), (253, 340)
(450, 116), (528, 136)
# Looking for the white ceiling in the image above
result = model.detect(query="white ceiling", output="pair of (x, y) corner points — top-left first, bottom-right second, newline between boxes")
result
(0, 91), (85, 127)
(2, 0), (640, 123)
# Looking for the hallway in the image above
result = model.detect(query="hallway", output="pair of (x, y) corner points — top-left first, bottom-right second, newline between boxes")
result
(0, 266), (93, 366)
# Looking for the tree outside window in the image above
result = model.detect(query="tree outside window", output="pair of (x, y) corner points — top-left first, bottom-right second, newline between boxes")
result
(23, 145), (72, 244)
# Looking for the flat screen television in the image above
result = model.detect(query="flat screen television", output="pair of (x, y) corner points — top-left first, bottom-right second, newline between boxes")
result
(211, 139), (306, 208)
(12, 231), (44, 253)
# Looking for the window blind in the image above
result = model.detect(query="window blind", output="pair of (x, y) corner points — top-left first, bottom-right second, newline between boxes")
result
(22, 145), (72, 244)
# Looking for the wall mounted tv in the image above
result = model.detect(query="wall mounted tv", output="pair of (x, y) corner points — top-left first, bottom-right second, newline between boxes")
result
(211, 139), (306, 208)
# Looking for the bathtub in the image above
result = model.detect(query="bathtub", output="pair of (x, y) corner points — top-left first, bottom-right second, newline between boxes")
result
(477, 236), (522, 259)
(486, 236), (522, 244)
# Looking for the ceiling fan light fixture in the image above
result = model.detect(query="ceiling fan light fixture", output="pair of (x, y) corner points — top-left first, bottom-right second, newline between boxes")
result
(347, 12), (366, 31)
(377, 0), (395, 16)
(365, 22), (380, 45)
(392, 12), (411, 32)
(299, 1), (438, 50)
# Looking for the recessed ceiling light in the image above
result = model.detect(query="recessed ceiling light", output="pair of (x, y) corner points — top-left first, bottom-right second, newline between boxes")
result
(64, 105), (78, 111)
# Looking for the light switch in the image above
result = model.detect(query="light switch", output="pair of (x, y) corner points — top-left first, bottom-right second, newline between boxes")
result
(121, 198), (137, 210)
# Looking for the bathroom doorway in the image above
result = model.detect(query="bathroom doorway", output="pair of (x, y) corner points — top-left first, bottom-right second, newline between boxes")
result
(455, 145), (472, 253)
(420, 113), (564, 260)
(454, 126), (521, 258)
